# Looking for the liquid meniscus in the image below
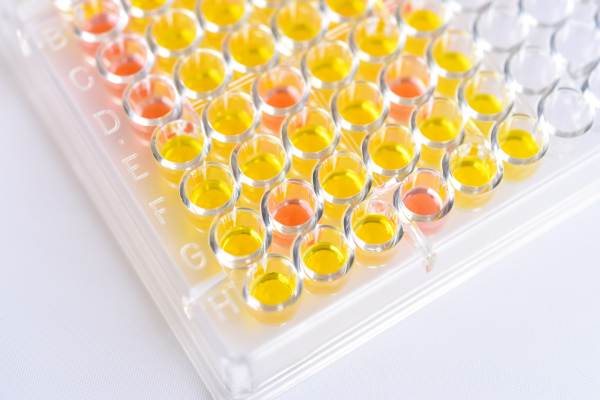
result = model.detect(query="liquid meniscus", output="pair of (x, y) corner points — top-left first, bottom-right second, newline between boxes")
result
(311, 57), (350, 82)
(110, 55), (144, 76)
(184, 68), (224, 93)
(160, 135), (202, 163)
(83, 13), (117, 34)
(405, 9), (442, 31)
(130, 0), (168, 11)
(212, 109), (252, 136)
(468, 93), (503, 115)
(220, 226), (262, 256)
(371, 142), (411, 170)
(500, 129), (539, 159)
(291, 124), (332, 153)
(360, 34), (397, 57)
(272, 199), (313, 226)
(153, 24), (196, 51)
(233, 44), (273, 67)
(189, 179), (232, 209)
(420, 117), (458, 142)
(452, 156), (494, 186)
(402, 187), (443, 215)
(340, 99), (380, 125)
(201, 0), (244, 26)
(241, 153), (283, 181)
(263, 86), (301, 109)
(327, 0), (366, 17)
(389, 77), (426, 98)
(352, 213), (395, 245)
(322, 169), (363, 198)
(282, 22), (318, 41)
(251, 272), (293, 305)
(140, 99), (173, 119)
(435, 52), (472, 73)
(303, 242), (345, 274)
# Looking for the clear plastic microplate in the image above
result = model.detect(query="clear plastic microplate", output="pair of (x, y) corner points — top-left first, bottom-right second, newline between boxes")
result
(2, 0), (600, 399)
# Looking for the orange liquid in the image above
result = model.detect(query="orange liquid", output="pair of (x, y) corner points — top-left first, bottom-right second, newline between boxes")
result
(272, 199), (313, 226)
(402, 187), (442, 215)
(388, 77), (426, 124)
(83, 14), (118, 34)
(140, 100), (172, 119)
(110, 56), (144, 76)
(263, 86), (301, 108)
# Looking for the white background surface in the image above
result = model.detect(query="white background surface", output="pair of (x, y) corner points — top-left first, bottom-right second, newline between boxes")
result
(1, 54), (599, 399)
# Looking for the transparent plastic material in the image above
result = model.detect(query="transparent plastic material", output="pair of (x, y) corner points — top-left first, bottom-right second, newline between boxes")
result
(3, 0), (600, 399)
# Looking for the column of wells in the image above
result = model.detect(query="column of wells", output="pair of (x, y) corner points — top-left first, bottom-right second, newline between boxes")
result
(72, 0), (587, 326)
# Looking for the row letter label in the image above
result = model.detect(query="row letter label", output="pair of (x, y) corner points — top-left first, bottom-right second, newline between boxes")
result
(37, 26), (67, 52)
(94, 110), (120, 135)
(207, 289), (240, 321)
(149, 197), (167, 225)
(122, 154), (149, 181)
(181, 243), (207, 270)
(69, 66), (94, 91)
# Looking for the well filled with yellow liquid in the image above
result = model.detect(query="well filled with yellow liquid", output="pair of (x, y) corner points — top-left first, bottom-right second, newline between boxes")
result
(420, 117), (458, 142)
(371, 143), (411, 170)
(434, 52), (472, 97)
(340, 99), (380, 125)
(212, 109), (252, 136)
(291, 124), (332, 153)
(499, 129), (539, 159)
(241, 153), (283, 181)
(152, 13), (196, 51)
(468, 93), (503, 115)
(311, 57), (351, 82)
(181, 60), (224, 93)
(404, 9), (442, 56)
(160, 135), (202, 163)
(352, 214), (395, 245)
(130, 0), (168, 10)
(201, 0), (245, 26)
(303, 242), (345, 274)
(190, 179), (232, 209)
(452, 156), (494, 187)
(359, 34), (396, 57)
(250, 272), (293, 305)
(220, 226), (262, 256)
(322, 169), (363, 198)
(326, 0), (366, 17)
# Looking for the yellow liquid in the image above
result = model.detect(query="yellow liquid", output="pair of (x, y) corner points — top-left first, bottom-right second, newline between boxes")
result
(405, 9), (442, 31)
(212, 109), (252, 136)
(233, 44), (273, 67)
(371, 143), (411, 170)
(184, 69), (224, 93)
(327, 0), (366, 17)
(303, 242), (345, 274)
(452, 156), (494, 186)
(420, 117), (458, 142)
(241, 153), (283, 181)
(160, 135), (203, 163)
(189, 179), (232, 209)
(154, 26), (195, 50)
(322, 169), (363, 198)
(353, 214), (395, 245)
(468, 93), (503, 115)
(291, 124), (332, 153)
(130, 0), (168, 10)
(500, 129), (539, 159)
(311, 57), (351, 82)
(283, 23), (318, 41)
(220, 226), (262, 256)
(435, 52), (472, 73)
(360, 34), (397, 57)
(340, 99), (380, 125)
(251, 272), (293, 306)
(201, 0), (244, 26)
